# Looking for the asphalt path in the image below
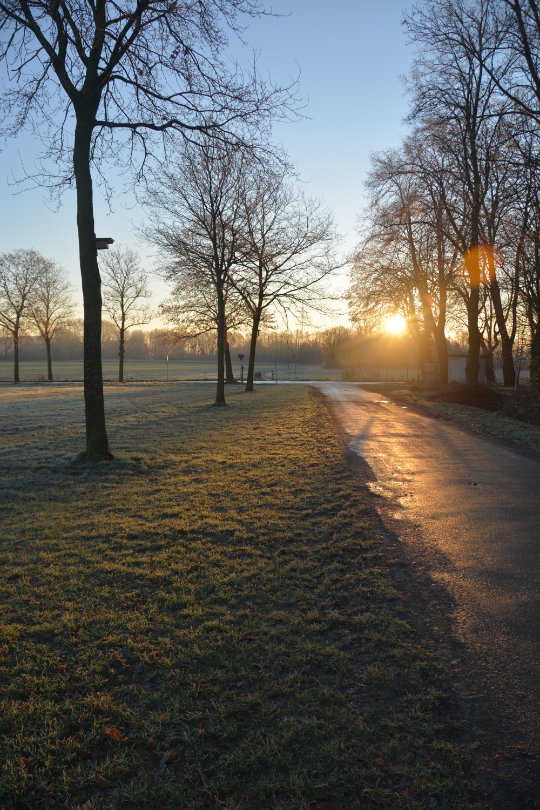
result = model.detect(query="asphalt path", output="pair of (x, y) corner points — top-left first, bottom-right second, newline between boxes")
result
(316, 382), (539, 808)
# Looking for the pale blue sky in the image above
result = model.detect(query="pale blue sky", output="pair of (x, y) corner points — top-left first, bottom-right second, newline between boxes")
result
(0, 0), (415, 325)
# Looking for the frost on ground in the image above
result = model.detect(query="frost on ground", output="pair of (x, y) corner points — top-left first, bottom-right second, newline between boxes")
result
(0, 381), (476, 809)
(0, 381), (212, 494)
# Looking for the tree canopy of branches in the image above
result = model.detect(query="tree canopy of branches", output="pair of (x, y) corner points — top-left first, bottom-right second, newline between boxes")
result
(473, 0), (540, 126)
(234, 165), (340, 391)
(318, 326), (351, 369)
(100, 246), (152, 382)
(0, 0), (296, 457)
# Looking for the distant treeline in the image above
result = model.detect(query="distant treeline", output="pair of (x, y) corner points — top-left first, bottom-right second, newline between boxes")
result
(1, 320), (331, 365)
(2, 320), (470, 372)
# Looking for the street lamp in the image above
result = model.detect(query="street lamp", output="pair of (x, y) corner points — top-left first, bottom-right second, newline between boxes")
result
(237, 354), (245, 384)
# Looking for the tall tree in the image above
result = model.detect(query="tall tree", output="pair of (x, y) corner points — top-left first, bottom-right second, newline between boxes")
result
(0, 249), (41, 383)
(511, 137), (540, 382)
(145, 138), (246, 406)
(480, 147), (521, 387)
(409, 119), (520, 386)
(405, 0), (509, 383)
(0, 1), (295, 457)
(359, 145), (460, 383)
(235, 168), (339, 392)
(29, 259), (74, 381)
(466, 0), (540, 379)
(100, 247), (152, 382)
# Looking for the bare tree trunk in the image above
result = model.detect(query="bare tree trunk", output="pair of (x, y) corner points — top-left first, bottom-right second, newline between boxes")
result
(484, 347), (496, 384)
(13, 324), (20, 384)
(418, 329), (432, 385)
(499, 333), (515, 387)
(466, 284), (481, 384)
(245, 307), (261, 393)
(119, 321), (125, 383)
(46, 337), (53, 381)
(465, 170), (483, 385)
(435, 263), (449, 384)
(215, 286), (226, 406)
(74, 116), (112, 457)
(482, 338), (496, 385)
(464, 239), (481, 385)
(224, 340), (236, 384)
(488, 276), (515, 387)
(419, 288), (449, 385)
(434, 327), (448, 384)
(530, 321), (540, 385)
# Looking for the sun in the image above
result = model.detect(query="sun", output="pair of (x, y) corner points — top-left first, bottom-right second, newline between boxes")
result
(383, 314), (407, 335)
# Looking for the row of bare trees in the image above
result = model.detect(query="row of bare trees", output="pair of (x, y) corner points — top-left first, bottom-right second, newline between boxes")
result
(0, 247), (152, 383)
(144, 139), (340, 405)
(0, 250), (73, 383)
(349, 0), (540, 386)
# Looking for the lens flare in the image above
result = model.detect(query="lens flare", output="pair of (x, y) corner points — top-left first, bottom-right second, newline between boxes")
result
(464, 244), (500, 287)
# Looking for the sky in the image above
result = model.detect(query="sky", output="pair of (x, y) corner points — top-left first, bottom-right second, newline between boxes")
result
(0, 0), (416, 328)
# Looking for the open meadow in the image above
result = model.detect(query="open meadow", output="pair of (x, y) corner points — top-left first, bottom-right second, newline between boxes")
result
(0, 361), (344, 384)
(0, 382), (476, 808)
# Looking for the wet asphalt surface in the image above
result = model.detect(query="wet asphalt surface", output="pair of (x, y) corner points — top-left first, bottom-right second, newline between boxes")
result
(316, 382), (539, 809)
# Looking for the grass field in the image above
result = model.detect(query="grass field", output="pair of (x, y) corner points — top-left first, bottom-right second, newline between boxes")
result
(0, 383), (476, 808)
(0, 360), (344, 384)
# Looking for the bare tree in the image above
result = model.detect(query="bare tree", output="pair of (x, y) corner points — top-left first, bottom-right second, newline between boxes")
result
(0, 249), (42, 383)
(100, 247), (152, 382)
(461, 0), (540, 380)
(0, 1), (296, 457)
(145, 138), (247, 406)
(481, 161), (521, 387)
(235, 167), (340, 391)
(405, 0), (510, 383)
(358, 144), (462, 383)
(318, 326), (351, 369)
(510, 138), (540, 382)
(29, 259), (74, 381)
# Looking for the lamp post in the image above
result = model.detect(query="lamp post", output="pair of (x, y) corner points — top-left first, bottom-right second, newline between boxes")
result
(237, 354), (245, 384)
